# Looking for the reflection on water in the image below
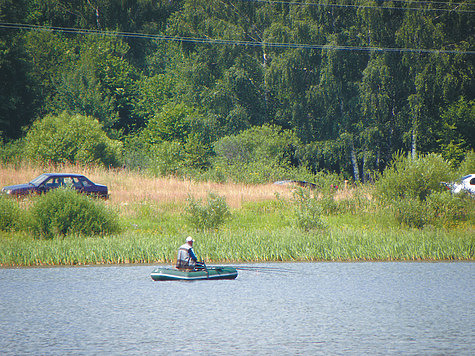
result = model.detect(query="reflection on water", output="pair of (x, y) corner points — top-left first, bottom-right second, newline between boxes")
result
(0, 263), (473, 355)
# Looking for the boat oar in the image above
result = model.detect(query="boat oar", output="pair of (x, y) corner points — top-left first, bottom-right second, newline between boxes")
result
(199, 260), (209, 279)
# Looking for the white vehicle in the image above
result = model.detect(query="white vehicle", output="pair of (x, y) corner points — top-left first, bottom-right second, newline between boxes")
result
(444, 174), (475, 196)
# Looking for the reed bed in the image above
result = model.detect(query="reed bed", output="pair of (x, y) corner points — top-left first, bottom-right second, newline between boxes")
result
(1, 227), (473, 267)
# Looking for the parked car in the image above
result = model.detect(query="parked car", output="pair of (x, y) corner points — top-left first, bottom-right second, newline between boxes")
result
(442, 174), (475, 196)
(274, 180), (318, 189)
(1, 173), (108, 198)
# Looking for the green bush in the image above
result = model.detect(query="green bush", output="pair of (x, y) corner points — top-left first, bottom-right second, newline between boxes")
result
(426, 191), (473, 226)
(186, 192), (231, 231)
(147, 140), (185, 176)
(457, 150), (475, 176)
(0, 139), (23, 165)
(392, 197), (430, 228)
(293, 188), (326, 231)
(212, 125), (302, 184)
(392, 191), (473, 228)
(30, 188), (120, 238)
(376, 153), (455, 202)
(0, 196), (22, 231)
(22, 112), (122, 167)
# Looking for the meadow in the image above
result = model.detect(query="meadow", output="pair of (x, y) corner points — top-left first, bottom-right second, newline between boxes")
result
(0, 163), (473, 266)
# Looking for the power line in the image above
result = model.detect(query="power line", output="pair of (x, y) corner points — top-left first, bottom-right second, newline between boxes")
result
(1, 22), (474, 55)
(238, 0), (475, 13)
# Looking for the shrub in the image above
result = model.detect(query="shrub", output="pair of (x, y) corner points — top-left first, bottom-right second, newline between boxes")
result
(0, 196), (22, 231)
(392, 197), (430, 228)
(147, 140), (184, 176)
(392, 191), (473, 228)
(22, 112), (122, 167)
(186, 192), (231, 231)
(457, 150), (475, 176)
(0, 139), (23, 165)
(376, 153), (455, 202)
(426, 191), (473, 226)
(212, 125), (302, 184)
(293, 188), (326, 231)
(30, 188), (120, 238)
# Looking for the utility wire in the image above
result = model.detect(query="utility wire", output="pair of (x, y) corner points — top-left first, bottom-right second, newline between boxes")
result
(1, 22), (473, 55)
(238, 0), (475, 13)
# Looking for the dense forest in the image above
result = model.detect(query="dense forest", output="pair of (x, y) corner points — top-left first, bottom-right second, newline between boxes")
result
(0, 0), (474, 183)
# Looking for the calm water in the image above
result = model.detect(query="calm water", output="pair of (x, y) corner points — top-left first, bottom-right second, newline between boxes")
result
(0, 262), (473, 355)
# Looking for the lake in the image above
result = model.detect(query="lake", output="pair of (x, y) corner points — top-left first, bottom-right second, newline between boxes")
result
(0, 262), (473, 355)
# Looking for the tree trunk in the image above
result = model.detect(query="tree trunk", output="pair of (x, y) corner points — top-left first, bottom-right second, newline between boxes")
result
(262, 49), (268, 118)
(350, 143), (360, 182)
(411, 127), (417, 159)
(362, 148), (367, 183)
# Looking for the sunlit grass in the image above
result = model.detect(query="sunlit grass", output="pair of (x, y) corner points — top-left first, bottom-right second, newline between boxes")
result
(1, 227), (473, 267)
(0, 162), (292, 209)
(0, 163), (474, 266)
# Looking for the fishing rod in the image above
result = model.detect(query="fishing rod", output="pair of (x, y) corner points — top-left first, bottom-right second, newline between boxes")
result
(234, 265), (296, 273)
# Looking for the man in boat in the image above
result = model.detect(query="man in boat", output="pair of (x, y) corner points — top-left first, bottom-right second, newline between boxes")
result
(176, 236), (204, 270)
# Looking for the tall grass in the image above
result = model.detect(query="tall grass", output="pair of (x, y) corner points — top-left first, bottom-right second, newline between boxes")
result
(1, 227), (472, 266)
(0, 163), (473, 266)
(0, 162), (293, 208)
(0, 196), (22, 231)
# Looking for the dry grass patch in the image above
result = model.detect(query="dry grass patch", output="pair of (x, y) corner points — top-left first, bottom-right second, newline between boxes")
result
(0, 163), (292, 208)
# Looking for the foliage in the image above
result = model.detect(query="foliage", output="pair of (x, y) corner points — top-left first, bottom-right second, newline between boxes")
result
(1, 226), (473, 266)
(142, 102), (195, 143)
(23, 112), (123, 167)
(186, 192), (231, 231)
(293, 188), (326, 231)
(0, 138), (23, 165)
(211, 125), (302, 183)
(0, 0), (473, 180)
(457, 151), (475, 176)
(391, 197), (430, 228)
(30, 188), (120, 239)
(0, 196), (22, 231)
(392, 191), (474, 229)
(147, 140), (184, 176)
(438, 98), (475, 165)
(375, 153), (455, 202)
(426, 191), (473, 227)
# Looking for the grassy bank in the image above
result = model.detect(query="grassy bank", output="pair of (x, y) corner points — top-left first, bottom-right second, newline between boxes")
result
(0, 163), (474, 266)
(1, 227), (472, 266)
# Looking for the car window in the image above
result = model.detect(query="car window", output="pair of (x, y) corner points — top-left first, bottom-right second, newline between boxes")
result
(30, 174), (49, 186)
(63, 177), (74, 187)
(63, 177), (82, 188)
(470, 178), (475, 185)
(72, 177), (83, 187)
(79, 177), (92, 187)
(44, 177), (60, 188)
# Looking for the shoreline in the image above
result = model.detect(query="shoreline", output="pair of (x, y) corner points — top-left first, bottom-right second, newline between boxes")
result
(1, 259), (474, 268)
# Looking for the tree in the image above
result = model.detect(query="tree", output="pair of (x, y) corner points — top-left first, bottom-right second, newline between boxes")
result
(438, 98), (475, 164)
(50, 35), (137, 133)
(23, 112), (122, 166)
(359, 53), (394, 175)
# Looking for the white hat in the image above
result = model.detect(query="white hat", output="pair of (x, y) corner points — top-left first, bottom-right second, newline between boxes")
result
(186, 236), (194, 243)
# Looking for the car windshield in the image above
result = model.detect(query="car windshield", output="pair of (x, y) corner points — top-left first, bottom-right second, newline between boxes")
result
(29, 174), (50, 186)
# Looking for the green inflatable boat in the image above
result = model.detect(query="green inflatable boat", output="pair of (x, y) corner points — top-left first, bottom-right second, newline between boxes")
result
(151, 266), (238, 281)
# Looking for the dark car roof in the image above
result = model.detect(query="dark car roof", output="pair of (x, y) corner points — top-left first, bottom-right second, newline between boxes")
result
(42, 173), (87, 178)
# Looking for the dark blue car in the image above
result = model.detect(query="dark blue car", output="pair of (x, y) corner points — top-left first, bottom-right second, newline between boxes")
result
(1, 173), (108, 198)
